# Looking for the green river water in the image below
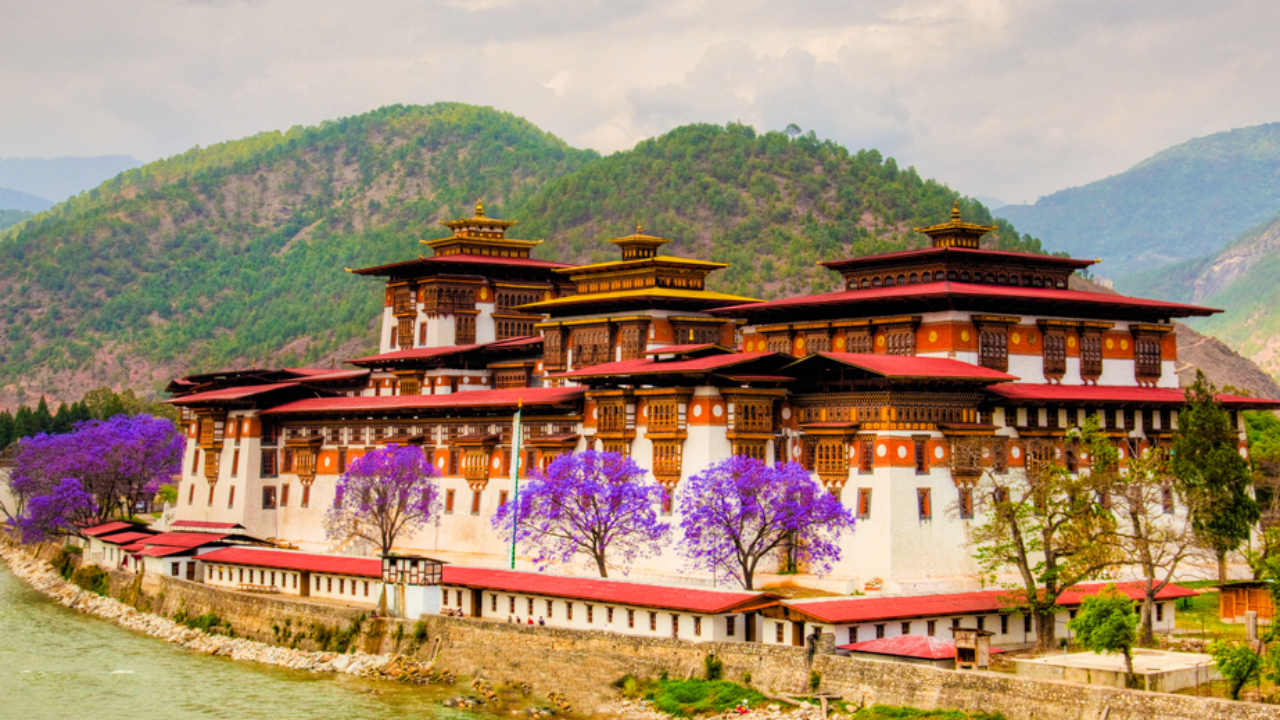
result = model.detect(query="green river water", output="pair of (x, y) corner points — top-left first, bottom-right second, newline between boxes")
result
(0, 566), (480, 720)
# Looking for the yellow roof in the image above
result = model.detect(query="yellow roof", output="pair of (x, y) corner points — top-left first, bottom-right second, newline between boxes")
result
(522, 287), (759, 309)
(557, 255), (729, 275)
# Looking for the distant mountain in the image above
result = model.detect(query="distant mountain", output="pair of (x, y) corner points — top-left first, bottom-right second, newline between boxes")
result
(0, 187), (53, 212)
(0, 105), (1047, 408)
(972, 195), (1006, 211)
(0, 155), (141, 204)
(0, 209), (33, 231)
(997, 123), (1280, 278)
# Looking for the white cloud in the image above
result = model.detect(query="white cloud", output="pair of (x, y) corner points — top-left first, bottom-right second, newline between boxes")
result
(1, 0), (1278, 199)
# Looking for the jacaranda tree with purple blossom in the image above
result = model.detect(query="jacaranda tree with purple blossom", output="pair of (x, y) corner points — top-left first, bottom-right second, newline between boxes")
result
(678, 456), (856, 590)
(325, 444), (442, 556)
(492, 450), (670, 577)
(15, 478), (97, 543)
(5, 414), (183, 528)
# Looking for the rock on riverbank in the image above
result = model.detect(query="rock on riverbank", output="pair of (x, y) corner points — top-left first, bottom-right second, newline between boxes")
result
(0, 545), (405, 678)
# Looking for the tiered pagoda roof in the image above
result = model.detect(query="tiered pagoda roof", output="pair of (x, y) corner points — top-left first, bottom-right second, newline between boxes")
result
(522, 225), (757, 316)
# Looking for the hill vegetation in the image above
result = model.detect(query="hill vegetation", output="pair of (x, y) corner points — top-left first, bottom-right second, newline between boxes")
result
(0, 209), (32, 231)
(0, 105), (1045, 407)
(0, 103), (596, 407)
(997, 122), (1280, 278)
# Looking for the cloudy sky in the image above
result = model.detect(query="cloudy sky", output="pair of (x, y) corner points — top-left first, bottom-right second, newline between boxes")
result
(3, 0), (1279, 201)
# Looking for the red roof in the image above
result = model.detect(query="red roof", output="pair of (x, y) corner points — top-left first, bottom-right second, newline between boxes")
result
(986, 383), (1280, 408)
(349, 337), (543, 366)
(284, 368), (370, 382)
(166, 382), (302, 405)
(352, 254), (571, 275)
(441, 566), (772, 614)
(790, 353), (1018, 382)
(549, 352), (777, 380)
(837, 635), (1002, 661)
(141, 532), (230, 549)
(643, 344), (732, 355)
(138, 545), (198, 558)
(786, 582), (1197, 624)
(716, 281), (1217, 319)
(261, 386), (584, 415)
(197, 547), (383, 577)
(98, 531), (155, 546)
(170, 520), (246, 531)
(82, 521), (140, 537)
(820, 246), (1095, 271)
(121, 542), (148, 553)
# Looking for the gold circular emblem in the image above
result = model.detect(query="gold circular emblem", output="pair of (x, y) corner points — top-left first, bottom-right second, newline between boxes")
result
(795, 337), (806, 352)
(928, 330), (938, 343)
(1011, 332), (1022, 345)
(479, 287), (489, 301)
(1120, 339), (1129, 350)
(1067, 336), (1077, 348)
(835, 336), (846, 350)
(960, 330), (971, 343)
(876, 335), (886, 347)
(1106, 338), (1115, 350)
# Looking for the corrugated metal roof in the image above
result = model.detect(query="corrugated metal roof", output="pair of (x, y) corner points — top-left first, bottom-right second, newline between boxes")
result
(169, 520), (246, 531)
(166, 382), (301, 405)
(838, 635), (958, 660)
(261, 386), (584, 415)
(786, 582), (1197, 624)
(791, 353), (1018, 382)
(442, 566), (773, 614)
(197, 547), (383, 577)
(142, 532), (230, 549)
(138, 545), (198, 558)
(98, 531), (155, 545)
(82, 521), (140, 537)
(549, 352), (776, 380)
(987, 383), (1280, 407)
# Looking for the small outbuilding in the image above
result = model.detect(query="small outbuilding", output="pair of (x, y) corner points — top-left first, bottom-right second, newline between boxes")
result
(836, 635), (1004, 670)
(1219, 582), (1274, 625)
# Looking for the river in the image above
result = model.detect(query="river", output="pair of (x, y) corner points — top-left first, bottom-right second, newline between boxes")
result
(0, 565), (477, 720)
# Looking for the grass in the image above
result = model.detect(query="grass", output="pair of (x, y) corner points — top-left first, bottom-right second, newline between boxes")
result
(1176, 590), (1248, 642)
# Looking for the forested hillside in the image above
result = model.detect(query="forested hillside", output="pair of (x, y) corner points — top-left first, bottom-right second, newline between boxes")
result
(0, 209), (31, 232)
(997, 123), (1280, 278)
(0, 104), (597, 408)
(0, 105), (1041, 408)
(517, 124), (1042, 299)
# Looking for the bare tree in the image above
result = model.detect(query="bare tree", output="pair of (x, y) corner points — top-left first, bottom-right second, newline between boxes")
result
(956, 421), (1120, 651)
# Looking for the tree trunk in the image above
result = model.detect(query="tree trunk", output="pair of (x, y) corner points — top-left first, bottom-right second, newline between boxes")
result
(1218, 549), (1228, 586)
(1139, 597), (1155, 646)
(1123, 648), (1135, 688)
(1035, 610), (1057, 651)
(596, 554), (609, 578)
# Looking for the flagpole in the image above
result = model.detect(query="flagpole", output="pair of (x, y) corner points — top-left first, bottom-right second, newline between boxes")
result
(509, 398), (523, 570)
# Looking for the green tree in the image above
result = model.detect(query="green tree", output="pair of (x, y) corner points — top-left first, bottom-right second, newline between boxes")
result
(965, 418), (1120, 651)
(1210, 641), (1263, 700)
(1067, 583), (1139, 681)
(1173, 371), (1259, 584)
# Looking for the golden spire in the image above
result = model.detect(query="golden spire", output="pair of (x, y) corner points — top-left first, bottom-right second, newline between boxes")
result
(950, 199), (961, 221)
(637, 222), (642, 234)
(475, 200), (485, 218)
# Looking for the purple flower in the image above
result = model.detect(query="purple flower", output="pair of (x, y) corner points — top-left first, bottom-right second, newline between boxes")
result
(325, 444), (441, 556)
(14, 477), (97, 544)
(491, 450), (670, 577)
(678, 456), (856, 590)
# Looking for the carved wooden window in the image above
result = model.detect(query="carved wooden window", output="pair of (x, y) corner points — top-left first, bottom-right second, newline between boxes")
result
(814, 439), (847, 478)
(1134, 335), (1162, 383)
(958, 487), (974, 520)
(917, 488), (932, 520)
(571, 327), (611, 369)
(805, 331), (831, 354)
(800, 437), (816, 471)
(647, 399), (680, 433)
(992, 437), (1008, 473)
(914, 438), (928, 475)
(978, 327), (1008, 371)
(859, 438), (874, 473)
(294, 448), (316, 478)
(732, 401), (773, 433)
(1080, 333), (1103, 380)
(652, 440), (683, 479)
(599, 402), (628, 433)
(618, 324), (647, 361)
(601, 439), (631, 457)
(732, 441), (767, 462)
(399, 377), (420, 395)
(674, 324), (720, 346)
(543, 330), (566, 371)
(884, 328), (916, 356)
(845, 329), (873, 354)
(1043, 333), (1067, 379)
(393, 286), (414, 315)
(856, 488), (872, 518)
(495, 368), (529, 389)
(455, 315), (476, 345)
(260, 450), (277, 478)
(764, 333), (793, 354)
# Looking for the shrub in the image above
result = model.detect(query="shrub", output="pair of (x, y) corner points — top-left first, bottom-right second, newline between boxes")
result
(808, 670), (821, 693)
(648, 679), (767, 717)
(51, 545), (81, 579)
(71, 565), (110, 595)
(412, 618), (429, 644)
(703, 654), (724, 681)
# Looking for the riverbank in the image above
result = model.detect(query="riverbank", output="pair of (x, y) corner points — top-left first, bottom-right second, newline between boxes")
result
(0, 543), (406, 678)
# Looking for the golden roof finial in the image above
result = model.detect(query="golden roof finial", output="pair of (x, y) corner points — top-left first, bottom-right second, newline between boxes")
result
(637, 222), (642, 234)
(951, 199), (962, 221)
(475, 200), (485, 218)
